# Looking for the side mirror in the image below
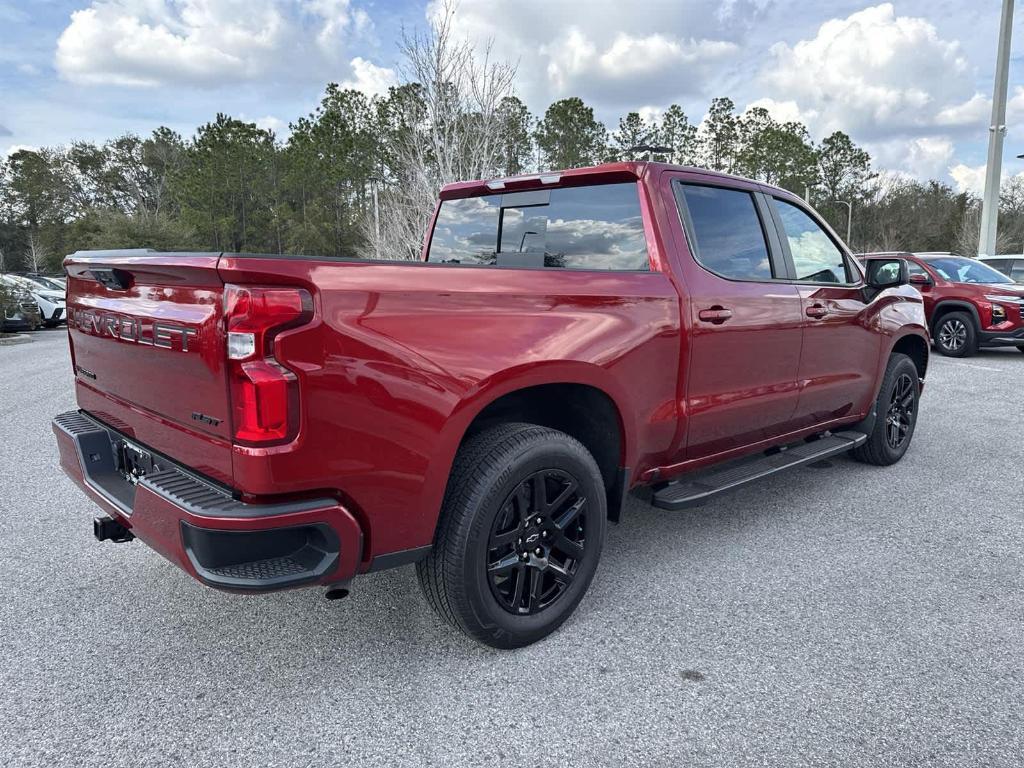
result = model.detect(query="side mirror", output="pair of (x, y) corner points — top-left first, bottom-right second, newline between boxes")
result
(865, 257), (909, 289)
(908, 272), (931, 286)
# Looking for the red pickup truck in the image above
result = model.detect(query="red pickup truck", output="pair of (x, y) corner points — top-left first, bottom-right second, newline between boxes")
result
(53, 162), (929, 648)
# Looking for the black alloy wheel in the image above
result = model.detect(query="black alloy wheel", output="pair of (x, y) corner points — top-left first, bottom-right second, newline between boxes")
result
(486, 469), (588, 616)
(885, 373), (915, 450)
(851, 352), (920, 466)
(417, 422), (607, 649)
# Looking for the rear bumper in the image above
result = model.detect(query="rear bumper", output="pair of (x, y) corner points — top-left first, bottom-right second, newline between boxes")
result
(53, 410), (363, 593)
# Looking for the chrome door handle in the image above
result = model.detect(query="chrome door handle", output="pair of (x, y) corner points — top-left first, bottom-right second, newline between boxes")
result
(805, 304), (828, 319)
(698, 307), (733, 324)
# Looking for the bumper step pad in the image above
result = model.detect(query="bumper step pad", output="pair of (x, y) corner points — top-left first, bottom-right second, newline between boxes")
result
(652, 431), (868, 510)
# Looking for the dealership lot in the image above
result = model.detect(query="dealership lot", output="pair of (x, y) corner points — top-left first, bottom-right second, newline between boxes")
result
(2, 330), (1022, 767)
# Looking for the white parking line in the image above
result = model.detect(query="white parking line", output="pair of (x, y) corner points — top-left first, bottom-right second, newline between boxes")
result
(931, 359), (1004, 372)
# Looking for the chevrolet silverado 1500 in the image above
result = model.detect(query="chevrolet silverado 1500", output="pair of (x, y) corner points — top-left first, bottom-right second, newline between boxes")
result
(53, 162), (929, 648)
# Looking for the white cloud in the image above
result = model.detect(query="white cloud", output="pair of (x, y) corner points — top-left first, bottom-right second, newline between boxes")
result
(744, 97), (817, 126)
(253, 115), (287, 134)
(340, 56), (396, 96)
(947, 164), (1024, 197)
(433, 0), (752, 111)
(55, 0), (376, 88)
(950, 163), (986, 195)
(762, 4), (980, 140)
(541, 29), (737, 103)
(905, 137), (955, 179)
(5, 144), (39, 157)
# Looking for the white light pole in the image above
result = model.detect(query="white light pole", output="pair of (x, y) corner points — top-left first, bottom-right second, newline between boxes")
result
(979, 0), (1015, 257)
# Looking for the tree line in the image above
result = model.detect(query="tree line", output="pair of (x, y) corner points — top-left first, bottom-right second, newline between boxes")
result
(2, 17), (1022, 272)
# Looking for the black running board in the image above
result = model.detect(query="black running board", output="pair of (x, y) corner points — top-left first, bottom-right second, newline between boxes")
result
(651, 431), (868, 511)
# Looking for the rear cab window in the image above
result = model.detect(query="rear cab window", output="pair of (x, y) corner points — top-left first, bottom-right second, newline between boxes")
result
(427, 182), (649, 271)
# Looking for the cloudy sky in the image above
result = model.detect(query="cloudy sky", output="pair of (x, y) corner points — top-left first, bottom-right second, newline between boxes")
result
(1, 0), (1022, 193)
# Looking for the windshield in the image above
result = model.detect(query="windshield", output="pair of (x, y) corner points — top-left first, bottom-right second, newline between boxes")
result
(24, 275), (63, 290)
(923, 257), (1012, 284)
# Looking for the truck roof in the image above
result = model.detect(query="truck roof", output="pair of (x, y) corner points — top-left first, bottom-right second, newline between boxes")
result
(439, 161), (777, 200)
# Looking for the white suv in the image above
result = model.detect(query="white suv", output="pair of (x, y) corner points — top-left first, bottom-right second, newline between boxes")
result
(978, 255), (1024, 284)
(3, 274), (66, 327)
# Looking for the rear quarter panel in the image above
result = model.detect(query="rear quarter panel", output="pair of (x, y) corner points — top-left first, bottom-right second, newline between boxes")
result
(218, 256), (682, 563)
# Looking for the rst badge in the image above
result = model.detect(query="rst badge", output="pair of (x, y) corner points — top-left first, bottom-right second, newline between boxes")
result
(68, 308), (198, 352)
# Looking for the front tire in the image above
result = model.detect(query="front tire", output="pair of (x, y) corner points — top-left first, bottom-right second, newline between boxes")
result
(852, 353), (920, 466)
(934, 311), (977, 357)
(417, 423), (607, 649)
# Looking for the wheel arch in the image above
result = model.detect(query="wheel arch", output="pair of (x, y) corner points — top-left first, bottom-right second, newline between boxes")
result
(931, 300), (980, 333)
(889, 331), (929, 382)
(436, 362), (636, 525)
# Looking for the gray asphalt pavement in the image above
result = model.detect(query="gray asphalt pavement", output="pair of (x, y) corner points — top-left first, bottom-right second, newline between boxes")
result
(1, 329), (1023, 767)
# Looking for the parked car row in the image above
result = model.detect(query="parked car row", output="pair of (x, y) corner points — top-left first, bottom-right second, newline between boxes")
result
(0, 273), (67, 332)
(857, 251), (1024, 357)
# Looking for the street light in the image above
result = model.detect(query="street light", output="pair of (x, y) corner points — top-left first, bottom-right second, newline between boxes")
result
(830, 199), (853, 244)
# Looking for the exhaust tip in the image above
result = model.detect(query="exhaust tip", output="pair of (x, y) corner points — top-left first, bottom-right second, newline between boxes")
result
(323, 584), (351, 601)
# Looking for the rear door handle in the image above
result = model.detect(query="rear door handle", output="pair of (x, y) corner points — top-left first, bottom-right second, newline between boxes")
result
(805, 304), (829, 319)
(698, 307), (733, 324)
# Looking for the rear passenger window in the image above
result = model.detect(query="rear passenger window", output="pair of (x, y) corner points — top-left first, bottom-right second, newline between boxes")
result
(427, 182), (649, 270)
(677, 184), (773, 280)
(774, 199), (852, 283)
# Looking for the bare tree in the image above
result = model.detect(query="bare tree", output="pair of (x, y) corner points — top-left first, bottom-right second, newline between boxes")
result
(25, 230), (48, 272)
(954, 203), (1011, 257)
(361, 1), (517, 260)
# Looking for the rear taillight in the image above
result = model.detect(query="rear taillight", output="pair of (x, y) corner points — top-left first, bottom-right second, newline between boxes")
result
(224, 285), (313, 445)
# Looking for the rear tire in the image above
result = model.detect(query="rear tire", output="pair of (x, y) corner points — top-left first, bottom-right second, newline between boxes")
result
(852, 353), (920, 466)
(417, 423), (606, 649)
(933, 311), (977, 357)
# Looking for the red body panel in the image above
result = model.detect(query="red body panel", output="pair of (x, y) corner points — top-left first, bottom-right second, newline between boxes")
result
(58, 162), (929, 588)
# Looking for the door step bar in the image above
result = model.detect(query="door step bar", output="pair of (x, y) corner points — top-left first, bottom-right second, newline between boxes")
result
(651, 431), (868, 511)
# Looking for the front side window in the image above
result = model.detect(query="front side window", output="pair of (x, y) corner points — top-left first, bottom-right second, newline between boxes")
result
(678, 184), (773, 280)
(924, 256), (1012, 284)
(427, 182), (649, 270)
(907, 261), (931, 281)
(774, 199), (851, 283)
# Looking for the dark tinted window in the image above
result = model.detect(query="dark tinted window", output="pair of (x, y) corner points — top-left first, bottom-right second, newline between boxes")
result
(1011, 260), (1024, 283)
(775, 199), (851, 283)
(427, 182), (649, 270)
(679, 184), (772, 280)
(985, 259), (1012, 274)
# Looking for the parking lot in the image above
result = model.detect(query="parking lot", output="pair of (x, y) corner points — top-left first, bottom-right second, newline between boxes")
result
(1, 329), (1022, 767)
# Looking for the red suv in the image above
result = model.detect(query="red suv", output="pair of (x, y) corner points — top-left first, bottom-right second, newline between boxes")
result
(861, 251), (1024, 357)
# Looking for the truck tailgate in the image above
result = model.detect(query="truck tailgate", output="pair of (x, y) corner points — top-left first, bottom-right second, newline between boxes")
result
(65, 252), (233, 482)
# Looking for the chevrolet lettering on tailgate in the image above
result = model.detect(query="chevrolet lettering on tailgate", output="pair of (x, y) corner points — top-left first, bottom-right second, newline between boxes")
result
(69, 308), (198, 352)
